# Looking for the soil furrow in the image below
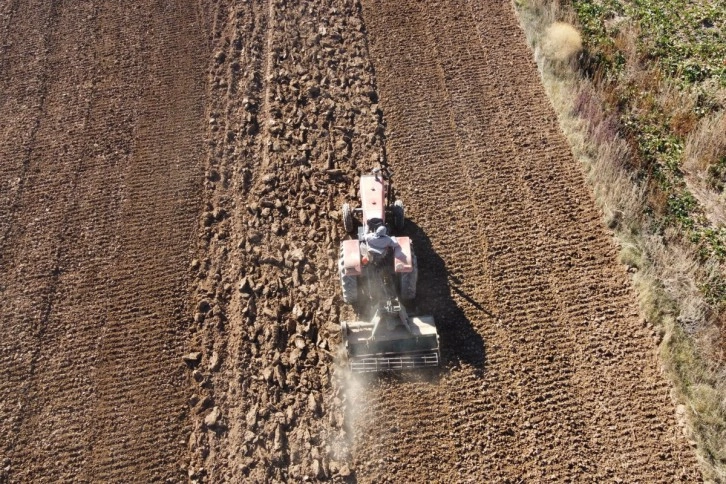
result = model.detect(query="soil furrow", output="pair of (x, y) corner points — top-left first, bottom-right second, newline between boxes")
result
(0, 2), (207, 482)
(1, 4), (101, 479)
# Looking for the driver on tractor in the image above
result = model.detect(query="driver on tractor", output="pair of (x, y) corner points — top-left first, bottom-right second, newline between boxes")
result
(364, 225), (400, 265)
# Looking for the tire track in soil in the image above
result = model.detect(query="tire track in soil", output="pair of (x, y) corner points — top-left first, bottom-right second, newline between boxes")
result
(0, 2), (208, 482)
(0, 0), (56, 257)
(353, 0), (700, 481)
(1, 4), (101, 479)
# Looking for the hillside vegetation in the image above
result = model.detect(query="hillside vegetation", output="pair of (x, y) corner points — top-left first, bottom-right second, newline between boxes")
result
(514, 0), (726, 479)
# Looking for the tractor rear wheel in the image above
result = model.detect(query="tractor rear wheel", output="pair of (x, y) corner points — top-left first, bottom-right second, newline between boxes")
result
(342, 203), (354, 234)
(341, 274), (358, 304)
(339, 245), (358, 304)
(393, 200), (405, 232)
(399, 254), (418, 301)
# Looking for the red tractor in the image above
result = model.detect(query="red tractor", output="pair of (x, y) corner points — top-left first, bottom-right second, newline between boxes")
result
(338, 168), (440, 373)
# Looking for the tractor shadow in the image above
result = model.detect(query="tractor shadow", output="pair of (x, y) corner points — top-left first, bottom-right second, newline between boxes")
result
(357, 219), (488, 387)
(403, 220), (487, 375)
(337, 223), (489, 483)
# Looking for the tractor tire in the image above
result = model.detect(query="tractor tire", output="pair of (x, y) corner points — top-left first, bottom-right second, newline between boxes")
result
(393, 200), (405, 232)
(338, 245), (359, 304)
(341, 274), (358, 304)
(342, 203), (355, 234)
(399, 254), (418, 301)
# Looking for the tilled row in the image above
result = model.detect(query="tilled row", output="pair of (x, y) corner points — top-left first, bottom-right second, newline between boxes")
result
(0, 2), (208, 482)
(183, 0), (386, 481)
(353, 0), (698, 481)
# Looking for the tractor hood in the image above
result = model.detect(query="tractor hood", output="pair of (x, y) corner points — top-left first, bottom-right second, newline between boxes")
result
(359, 173), (387, 227)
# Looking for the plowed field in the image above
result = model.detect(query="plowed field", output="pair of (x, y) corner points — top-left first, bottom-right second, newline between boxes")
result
(0, 0), (699, 482)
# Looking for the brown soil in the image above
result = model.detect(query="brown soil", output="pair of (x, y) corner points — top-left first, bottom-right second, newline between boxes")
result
(0, 1), (207, 482)
(0, 0), (699, 482)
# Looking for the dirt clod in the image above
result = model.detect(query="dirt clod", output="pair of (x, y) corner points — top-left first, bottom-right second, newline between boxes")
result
(208, 352), (220, 372)
(204, 407), (221, 428)
(183, 352), (203, 366)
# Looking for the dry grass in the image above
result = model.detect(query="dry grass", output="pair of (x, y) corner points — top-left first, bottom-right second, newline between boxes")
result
(683, 111), (726, 226)
(659, 82), (699, 137)
(513, 0), (726, 479)
(542, 22), (582, 61)
(684, 111), (726, 173)
(613, 20), (639, 68)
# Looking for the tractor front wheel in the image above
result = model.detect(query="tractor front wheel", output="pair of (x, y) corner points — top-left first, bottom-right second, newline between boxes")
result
(342, 203), (355, 234)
